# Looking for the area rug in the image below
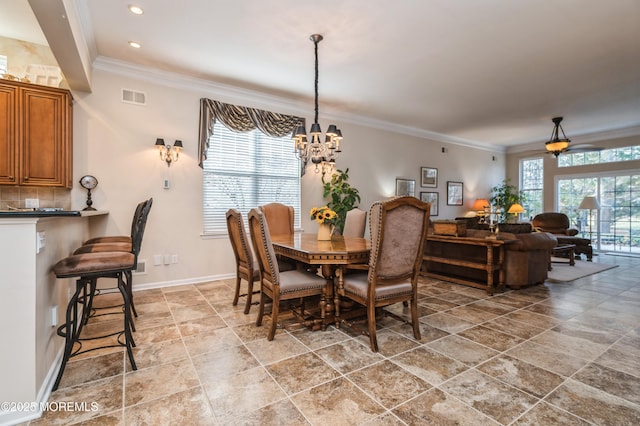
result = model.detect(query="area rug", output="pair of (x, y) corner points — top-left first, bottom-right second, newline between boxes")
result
(547, 259), (618, 282)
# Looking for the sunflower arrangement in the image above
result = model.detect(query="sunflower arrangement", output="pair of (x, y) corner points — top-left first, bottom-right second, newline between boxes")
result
(310, 206), (337, 225)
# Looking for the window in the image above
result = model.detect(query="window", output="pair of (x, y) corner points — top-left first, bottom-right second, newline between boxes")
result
(202, 122), (301, 235)
(557, 173), (640, 254)
(559, 144), (640, 167)
(520, 158), (543, 219)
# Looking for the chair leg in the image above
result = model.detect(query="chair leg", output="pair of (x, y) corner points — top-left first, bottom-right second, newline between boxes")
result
(53, 279), (84, 391)
(232, 274), (241, 306)
(268, 293), (280, 341)
(256, 289), (265, 327)
(367, 304), (378, 352)
(244, 277), (254, 315)
(411, 297), (421, 341)
(126, 270), (138, 318)
(117, 273), (137, 371)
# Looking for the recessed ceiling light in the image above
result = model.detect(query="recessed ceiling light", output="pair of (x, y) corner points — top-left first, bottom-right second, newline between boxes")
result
(128, 5), (144, 15)
(128, 41), (142, 49)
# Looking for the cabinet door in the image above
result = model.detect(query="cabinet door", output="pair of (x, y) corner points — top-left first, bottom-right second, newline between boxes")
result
(0, 84), (18, 185)
(19, 86), (72, 187)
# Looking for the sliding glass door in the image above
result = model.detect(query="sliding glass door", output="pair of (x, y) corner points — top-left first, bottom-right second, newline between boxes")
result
(557, 173), (640, 254)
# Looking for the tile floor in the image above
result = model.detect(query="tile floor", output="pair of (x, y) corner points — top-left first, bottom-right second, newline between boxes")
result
(30, 254), (640, 425)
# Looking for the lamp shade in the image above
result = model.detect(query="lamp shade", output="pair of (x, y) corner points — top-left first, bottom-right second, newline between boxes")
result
(507, 203), (525, 214)
(472, 198), (490, 211)
(578, 196), (600, 210)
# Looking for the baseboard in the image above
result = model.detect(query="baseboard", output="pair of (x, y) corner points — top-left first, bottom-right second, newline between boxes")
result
(132, 273), (235, 292)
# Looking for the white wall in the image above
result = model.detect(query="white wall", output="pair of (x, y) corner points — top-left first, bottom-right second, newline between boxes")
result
(72, 67), (505, 288)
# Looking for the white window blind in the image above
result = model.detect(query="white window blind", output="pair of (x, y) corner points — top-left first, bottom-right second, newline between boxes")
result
(202, 122), (301, 235)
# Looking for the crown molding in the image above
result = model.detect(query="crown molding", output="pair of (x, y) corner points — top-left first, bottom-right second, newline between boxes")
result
(92, 56), (504, 153)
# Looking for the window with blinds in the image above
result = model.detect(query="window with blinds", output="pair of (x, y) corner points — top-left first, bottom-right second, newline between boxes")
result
(202, 122), (301, 235)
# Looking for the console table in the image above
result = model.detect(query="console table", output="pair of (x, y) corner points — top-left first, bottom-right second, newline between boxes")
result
(422, 234), (511, 295)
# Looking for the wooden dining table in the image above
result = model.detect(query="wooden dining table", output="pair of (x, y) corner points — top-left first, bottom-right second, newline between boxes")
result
(270, 233), (371, 330)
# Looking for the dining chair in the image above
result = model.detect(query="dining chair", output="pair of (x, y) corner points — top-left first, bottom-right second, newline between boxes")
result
(342, 207), (367, 238)
(226, 209), (261, 314)
(248, 208), (327, 341)
(258, 202), (297, 271)
(339, 196), (430, 352)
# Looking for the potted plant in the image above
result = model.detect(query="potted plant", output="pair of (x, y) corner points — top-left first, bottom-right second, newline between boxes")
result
(322, 168), (361, 234)
(489, 179), (527, 222)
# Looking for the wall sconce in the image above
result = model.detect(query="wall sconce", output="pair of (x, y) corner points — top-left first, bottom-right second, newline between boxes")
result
(155, 138), (183, 166)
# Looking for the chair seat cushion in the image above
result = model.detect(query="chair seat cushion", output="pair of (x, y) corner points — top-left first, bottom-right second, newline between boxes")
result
(343, 272), (413, 301)
(54, 252), (135, 278)
(73, 242), (132, 254)
(276, 270), (326, 295)
(84, 236), (131, 244)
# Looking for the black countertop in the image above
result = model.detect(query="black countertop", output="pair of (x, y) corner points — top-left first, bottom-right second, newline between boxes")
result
(0, 210), (82, 218)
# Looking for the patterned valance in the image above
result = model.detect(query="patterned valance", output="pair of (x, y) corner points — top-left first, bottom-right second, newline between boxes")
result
(197, 98), (304, 168)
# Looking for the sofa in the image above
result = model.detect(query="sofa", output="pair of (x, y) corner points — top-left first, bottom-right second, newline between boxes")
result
(532, 212), (593, 261)
(424, 226), (558, 290)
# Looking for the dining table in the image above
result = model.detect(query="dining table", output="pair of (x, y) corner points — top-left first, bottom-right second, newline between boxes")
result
(270, 232), (371, 330)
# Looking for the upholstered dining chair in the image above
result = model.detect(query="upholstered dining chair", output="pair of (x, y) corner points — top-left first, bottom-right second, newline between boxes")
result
(258, 202), (294, 235)
(226, 209), (261, 314)
(339, 196), (430, 352)
(247, 208), (327, 341)
(342, 208), (367, 238)
(258, 202), (297, 271)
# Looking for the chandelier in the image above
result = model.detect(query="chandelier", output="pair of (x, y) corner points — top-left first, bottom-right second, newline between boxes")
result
(292, 34), (343, 174)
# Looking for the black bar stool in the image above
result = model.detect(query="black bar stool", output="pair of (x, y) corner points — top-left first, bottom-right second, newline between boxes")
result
(52, 251), (137, 391)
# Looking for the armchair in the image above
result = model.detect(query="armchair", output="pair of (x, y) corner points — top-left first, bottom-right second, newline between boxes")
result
(532, 212), (593, 260)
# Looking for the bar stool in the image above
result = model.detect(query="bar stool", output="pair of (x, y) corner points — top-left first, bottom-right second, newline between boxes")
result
(73, 199), (152, 322)
(52, 252), (137, 391)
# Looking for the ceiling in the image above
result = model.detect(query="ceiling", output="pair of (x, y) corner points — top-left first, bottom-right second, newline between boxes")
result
(2, 0), (640, 151)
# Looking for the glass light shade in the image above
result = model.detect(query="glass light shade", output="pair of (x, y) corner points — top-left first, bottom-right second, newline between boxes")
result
(546, 140), (570, 152)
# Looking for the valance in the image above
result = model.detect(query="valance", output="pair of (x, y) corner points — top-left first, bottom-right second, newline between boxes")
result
(197, 98), (304, 168)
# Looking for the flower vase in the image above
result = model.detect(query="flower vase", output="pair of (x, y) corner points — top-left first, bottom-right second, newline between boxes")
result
(317, 223), (333, 241)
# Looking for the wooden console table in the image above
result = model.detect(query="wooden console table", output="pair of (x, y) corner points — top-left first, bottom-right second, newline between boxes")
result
(422, 234), (511, 295)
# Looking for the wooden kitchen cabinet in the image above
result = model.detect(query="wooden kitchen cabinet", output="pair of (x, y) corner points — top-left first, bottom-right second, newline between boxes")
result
(0, 79), (73, 188)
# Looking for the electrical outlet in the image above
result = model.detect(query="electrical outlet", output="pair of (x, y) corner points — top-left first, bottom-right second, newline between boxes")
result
(171, 254), (178, 264)
(51, 306), (57, 327)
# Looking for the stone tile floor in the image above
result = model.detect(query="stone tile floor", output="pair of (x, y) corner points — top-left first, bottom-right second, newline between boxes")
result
(30, 254), (639, 425)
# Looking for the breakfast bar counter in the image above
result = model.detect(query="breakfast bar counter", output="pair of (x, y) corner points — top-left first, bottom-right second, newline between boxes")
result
(0, 211), (107, 425)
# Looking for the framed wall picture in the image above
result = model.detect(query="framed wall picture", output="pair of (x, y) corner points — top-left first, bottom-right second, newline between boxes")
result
(420, 192), (439, 216)
(396, 178), (416, 197)
(447, 181), (463, 206)
(421, 167), (438, 188)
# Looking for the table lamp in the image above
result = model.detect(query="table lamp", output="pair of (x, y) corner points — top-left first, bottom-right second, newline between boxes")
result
(472, 198), (490, 223)
(578, 196), (600, 242)
(507, 203), (525, 222)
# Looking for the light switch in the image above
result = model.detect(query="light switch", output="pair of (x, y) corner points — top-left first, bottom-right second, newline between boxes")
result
(36, 231), (46, 253)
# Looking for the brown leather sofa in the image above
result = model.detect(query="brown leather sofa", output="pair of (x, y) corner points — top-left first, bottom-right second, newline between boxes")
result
(467, 229), (558, 289)
(532, 212), (593, 261)
(424, 227), (558, 290)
